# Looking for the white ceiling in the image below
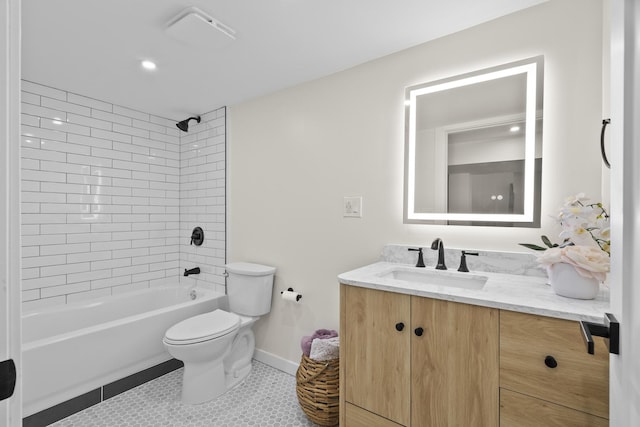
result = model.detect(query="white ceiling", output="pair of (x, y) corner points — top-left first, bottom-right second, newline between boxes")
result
(22, 0), (546, 121)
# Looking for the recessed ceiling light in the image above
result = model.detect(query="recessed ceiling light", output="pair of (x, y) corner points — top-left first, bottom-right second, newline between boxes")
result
(510, 125), (521, 132)
(141, 60), (157, 71)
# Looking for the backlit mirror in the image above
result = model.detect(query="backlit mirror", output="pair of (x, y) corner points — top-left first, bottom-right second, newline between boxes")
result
(404, 56), (543, 226)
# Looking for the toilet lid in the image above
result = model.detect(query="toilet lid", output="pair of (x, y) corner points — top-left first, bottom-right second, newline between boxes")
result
(225, 262), (276, 276)
(164, 309), (240, 345)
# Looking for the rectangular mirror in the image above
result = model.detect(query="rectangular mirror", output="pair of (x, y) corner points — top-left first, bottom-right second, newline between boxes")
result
(404, 56), (543, 226)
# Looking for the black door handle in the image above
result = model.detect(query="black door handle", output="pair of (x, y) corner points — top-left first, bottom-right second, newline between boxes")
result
(0, 359), (16, 401)
(601, 118), (611, 169)
(395, 322), (405, 332)
(414, 327), (424, 337)
(580, 312), (619, 355)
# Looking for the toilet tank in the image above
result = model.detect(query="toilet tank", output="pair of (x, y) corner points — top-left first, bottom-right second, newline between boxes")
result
(225, 262), (276, 316)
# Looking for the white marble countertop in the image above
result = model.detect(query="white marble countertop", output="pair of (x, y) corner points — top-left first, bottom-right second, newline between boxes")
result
(338, 262), (610, 323)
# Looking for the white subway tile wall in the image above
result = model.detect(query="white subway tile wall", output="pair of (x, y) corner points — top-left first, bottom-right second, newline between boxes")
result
(20, 80), (226, 310)
(179, 109), (227, 294)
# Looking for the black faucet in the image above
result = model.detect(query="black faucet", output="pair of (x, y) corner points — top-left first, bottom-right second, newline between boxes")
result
(458, 251), (479, 272)
(184, 267), (200, 276)
(431, 238), (447, 270)
(408, 247), (425, 268)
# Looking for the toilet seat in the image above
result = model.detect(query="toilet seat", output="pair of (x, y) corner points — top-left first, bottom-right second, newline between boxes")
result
(164, 309), (240, 345)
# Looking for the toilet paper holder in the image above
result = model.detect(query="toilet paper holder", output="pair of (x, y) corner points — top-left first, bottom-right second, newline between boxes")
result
(281, 287), (302, 301)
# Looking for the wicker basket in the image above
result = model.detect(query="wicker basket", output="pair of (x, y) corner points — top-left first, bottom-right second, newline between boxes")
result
(296, 354), (340, 426)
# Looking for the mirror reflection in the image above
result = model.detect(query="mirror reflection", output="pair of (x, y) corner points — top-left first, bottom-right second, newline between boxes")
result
(404, 56), (543, 226)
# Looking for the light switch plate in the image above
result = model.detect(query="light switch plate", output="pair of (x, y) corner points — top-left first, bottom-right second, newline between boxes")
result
(343, 196), (362, 218)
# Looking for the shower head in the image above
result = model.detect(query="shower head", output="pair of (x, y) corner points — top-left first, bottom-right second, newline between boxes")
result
(176, 116), (201, 132)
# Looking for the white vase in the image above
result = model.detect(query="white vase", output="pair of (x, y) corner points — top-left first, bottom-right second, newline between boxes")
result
(547, 262), (600, 300)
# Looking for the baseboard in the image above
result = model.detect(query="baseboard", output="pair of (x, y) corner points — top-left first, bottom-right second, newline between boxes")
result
(253, 348), (299, 376)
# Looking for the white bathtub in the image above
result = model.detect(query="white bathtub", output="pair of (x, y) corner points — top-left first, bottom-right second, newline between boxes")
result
(22, 286), (226, 417)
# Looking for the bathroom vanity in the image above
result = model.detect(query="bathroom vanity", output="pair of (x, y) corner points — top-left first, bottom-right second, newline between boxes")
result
(338, 260), (610, 427)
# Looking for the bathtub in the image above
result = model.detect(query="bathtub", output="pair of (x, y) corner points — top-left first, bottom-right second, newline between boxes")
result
(22, 286), (226, 417)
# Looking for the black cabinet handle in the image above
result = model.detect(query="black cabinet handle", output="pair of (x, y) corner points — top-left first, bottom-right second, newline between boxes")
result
(395, 322), (405, 332)
(414, 327), (424, 337)
(544, 355), (558, 369)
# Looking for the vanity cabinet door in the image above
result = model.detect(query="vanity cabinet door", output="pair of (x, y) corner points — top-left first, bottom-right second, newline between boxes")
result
(411, 297), (499, 427)
(342, 285), (411, 426)
(500, 310), (609, 419)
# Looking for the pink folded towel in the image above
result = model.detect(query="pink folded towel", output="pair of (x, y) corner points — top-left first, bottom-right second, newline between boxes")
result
(301, 329), (338, 356)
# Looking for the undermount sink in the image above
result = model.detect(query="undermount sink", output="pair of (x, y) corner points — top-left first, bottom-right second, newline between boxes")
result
(379, 266), (488, 290)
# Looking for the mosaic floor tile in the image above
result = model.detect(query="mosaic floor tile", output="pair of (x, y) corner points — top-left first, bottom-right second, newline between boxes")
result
(50, 361), (321, 426)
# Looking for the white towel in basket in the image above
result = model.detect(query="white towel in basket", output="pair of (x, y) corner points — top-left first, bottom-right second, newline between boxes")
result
(309, 336), (339, 361)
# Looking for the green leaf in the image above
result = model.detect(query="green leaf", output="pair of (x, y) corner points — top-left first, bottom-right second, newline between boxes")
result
(518, 243), (548, 251)
(541, 235), (554, 248)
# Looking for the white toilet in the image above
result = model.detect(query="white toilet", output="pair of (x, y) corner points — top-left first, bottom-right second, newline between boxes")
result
(163, 262), (276, 404)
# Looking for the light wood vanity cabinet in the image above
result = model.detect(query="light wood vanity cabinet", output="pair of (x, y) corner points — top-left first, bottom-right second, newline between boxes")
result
(500, 310), (609, 426)
(342, 285), (411, 425)
(340, 284), (610, 427)
(340, 285), (499, 427)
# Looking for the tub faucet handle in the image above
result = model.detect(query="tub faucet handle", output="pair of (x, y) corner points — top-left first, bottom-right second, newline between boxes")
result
(190, 227), (204, 246)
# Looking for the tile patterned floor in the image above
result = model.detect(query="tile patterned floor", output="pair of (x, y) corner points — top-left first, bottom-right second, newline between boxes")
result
(50, 361), (320, 426)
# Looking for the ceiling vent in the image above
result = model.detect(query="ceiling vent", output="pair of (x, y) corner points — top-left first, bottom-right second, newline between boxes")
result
(165, 7), (236, 48)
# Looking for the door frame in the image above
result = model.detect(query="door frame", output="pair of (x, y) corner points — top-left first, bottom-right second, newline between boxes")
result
(1, 0), (22, 425)
(609, 0), (640, 425)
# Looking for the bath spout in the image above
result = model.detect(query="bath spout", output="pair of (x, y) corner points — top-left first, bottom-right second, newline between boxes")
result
(184, 267), (201, 277)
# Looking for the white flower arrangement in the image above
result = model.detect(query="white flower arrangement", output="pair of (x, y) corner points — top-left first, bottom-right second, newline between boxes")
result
(520, 193), (610, 282)
(536, 245), (609, 282)
(557, 193), (610, 255)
